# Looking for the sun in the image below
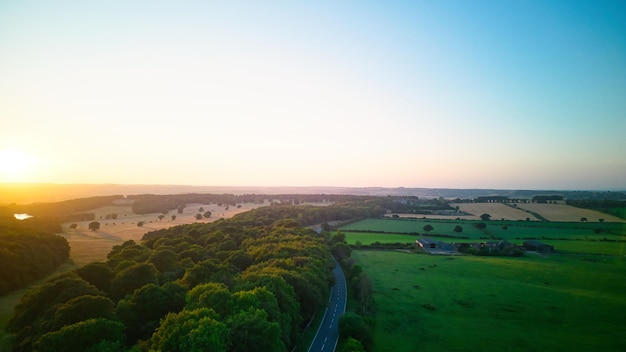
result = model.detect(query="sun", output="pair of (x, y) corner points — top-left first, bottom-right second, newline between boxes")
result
(0, 149), (40, 182)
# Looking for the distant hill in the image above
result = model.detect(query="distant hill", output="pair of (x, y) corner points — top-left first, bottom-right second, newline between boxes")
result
(1, 183), (624, 205)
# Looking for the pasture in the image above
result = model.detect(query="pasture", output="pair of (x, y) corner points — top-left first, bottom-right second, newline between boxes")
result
(339, 218), (626, 254)
(352, 250), (626, 351)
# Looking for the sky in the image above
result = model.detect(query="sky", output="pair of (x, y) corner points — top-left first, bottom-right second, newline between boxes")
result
(1, 0), (625, 190)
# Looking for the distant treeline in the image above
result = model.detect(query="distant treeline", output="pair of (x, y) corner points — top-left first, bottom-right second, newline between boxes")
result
(378, 197), (454, 214)
(11, 195), (124, 218)
(567, 199), (626, 209)
(0, 226), (70, 295)
(567, 199), (626, 220)
(128, 193), (383, 215)
(0, 195), (124, 232)
(5, 200), (383, 351)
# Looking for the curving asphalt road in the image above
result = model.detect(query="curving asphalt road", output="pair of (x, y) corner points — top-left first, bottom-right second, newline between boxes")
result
(308, 258), (347, 352)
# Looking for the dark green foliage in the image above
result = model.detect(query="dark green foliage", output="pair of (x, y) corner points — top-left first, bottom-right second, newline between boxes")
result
(0, 226), (70, 294)
(9, 203), (353, 351)
(340, 337), (367, 352)
(228, 308), (285, 352)
(339, 312), (373, 350)
(7, 274), (101, 351)
(109, 263), (159, 301)
(423, 224), (434, 232)
(116, 282), (186, 342)
(47, 295), (115, 332)
(33, 318), (124, 352)
(149, 308), (229, 352)
(76, 262), (114, 292)
(88, 221), (100, 231)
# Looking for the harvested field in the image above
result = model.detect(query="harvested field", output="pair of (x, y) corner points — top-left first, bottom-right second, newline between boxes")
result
(451, 203), (539, 221)
(61, 202), (264, 266)
(515, 203), (626, 223)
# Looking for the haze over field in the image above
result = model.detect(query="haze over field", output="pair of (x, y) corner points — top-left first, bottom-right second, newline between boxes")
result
(1, 1), (624, 189)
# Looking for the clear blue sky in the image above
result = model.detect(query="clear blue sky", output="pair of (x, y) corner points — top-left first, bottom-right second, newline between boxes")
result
(1, 0), (624, 189)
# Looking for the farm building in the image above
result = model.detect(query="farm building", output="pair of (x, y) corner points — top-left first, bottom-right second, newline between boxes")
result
(416, 238), (457, 253)
(523, 240), (554, 253)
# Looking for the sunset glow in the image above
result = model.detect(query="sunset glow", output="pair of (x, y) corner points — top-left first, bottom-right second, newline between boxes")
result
(0, 150), (40, 182)
(0, 1), (624, 189)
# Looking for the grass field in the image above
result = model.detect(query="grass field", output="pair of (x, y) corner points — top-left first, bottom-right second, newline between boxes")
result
(340, 218), (626, 252)
(352, 251), (626, 351)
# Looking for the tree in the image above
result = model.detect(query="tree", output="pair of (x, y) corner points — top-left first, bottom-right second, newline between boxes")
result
(45, 295), (115, 332)
(33, 318), (124, 352)
(332, 242), (352, 260)
(158, 215), (165, 221)
(137, 221), (145, 227)
(580, 217), (588, 222)
(88, 221), (100, 231)
(480, 213), (491, 221)
(109, 263), (159, 301)
(186, 282), (233, 316)
(338, 312), (372, 349)
(599, 218), (605, 223)
(228, 308), (285, 352)
(69, 223), (78, 230)
(171, 215), (176, 221)
(475, 223), (487, 230)
(423, 224), (434, 232)
(199, 207), (205, 213)
(116, 283), (186, 342)
(76, 262), (114, 292)
(340, 337), (366, 352)
(203, 211), (212, 218)
(453, 225), (463, 233)
(150, 308), (229, 352)
(195, 214), (203, 220)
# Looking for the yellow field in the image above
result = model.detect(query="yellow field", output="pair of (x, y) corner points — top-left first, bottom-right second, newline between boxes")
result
(61, 202), (263, 266)
(451, 203), (540, 221)
(515, 203), (626, 222)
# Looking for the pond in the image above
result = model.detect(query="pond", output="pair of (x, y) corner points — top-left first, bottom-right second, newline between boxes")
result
(14, 213), (34, 220)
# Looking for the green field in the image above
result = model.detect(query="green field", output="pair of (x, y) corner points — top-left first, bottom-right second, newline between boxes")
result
(607, 207), (626, 219)
(340, 218), (626, 251)
(352, 251), (626, 351)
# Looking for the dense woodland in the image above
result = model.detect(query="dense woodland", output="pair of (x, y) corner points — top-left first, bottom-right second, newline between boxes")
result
(5, 202), (382, 351)
(0, 226), (70, 295)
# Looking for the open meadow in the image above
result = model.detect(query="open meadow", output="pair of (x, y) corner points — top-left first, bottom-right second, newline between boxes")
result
(340, 218), (626, 255)
(340, 214), (626, 351)
(352, 250), (626, 351)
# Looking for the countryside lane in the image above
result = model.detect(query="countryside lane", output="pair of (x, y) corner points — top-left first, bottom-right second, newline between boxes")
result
(308, 258), (347, 352)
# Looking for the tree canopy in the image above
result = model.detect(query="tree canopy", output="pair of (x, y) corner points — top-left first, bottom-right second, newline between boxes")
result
(5, 200), (385, 351)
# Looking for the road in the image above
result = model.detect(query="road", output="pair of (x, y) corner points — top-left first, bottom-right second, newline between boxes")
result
(308, 258), (347, 352)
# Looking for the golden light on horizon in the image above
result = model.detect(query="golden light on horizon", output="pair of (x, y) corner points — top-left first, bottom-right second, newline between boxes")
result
(0, 149), (40, 182)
